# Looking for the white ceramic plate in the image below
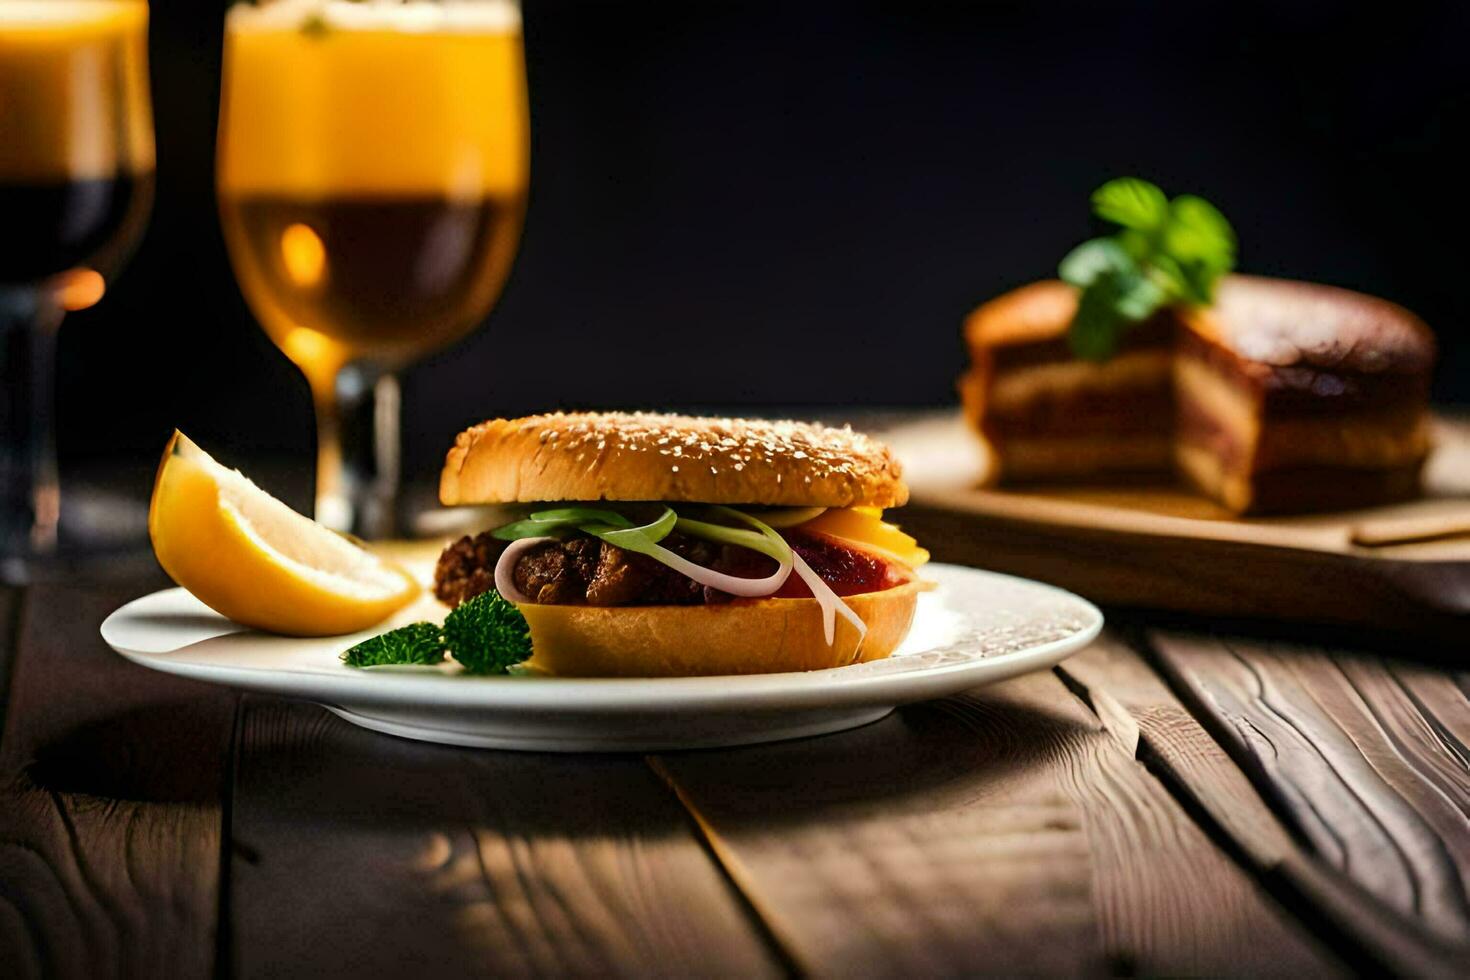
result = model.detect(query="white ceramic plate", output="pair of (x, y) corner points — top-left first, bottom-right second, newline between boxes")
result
(100, 563), (1102, 752)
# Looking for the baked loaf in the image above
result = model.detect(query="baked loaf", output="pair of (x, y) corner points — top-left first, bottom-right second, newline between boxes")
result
(440, 412), (909, 508)
(960, 275), (1436, 513)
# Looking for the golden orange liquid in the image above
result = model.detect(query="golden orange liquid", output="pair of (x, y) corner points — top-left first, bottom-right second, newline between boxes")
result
(0, 0), (154, 289)
(216, 1), (528, 385)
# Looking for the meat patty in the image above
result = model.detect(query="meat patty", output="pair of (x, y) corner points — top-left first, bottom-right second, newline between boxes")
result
(511, 533), (722, 606)
(435, 531), (748, 607)
(432, 531), (509, 607)
(434, 528), (906, 608)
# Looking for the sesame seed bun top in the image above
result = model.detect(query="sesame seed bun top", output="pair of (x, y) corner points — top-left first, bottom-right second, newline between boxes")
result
(439, 412), (909, 509)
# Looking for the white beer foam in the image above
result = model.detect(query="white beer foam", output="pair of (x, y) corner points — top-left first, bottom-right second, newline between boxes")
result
(227, 0), (521, 35)
(0, 1), (146, 28)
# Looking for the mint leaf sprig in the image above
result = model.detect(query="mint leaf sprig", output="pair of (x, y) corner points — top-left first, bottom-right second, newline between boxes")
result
(1059, 177), (1236, 361)
(342, 589), (533, 675)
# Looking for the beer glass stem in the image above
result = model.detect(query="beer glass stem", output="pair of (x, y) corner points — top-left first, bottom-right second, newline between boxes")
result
(316, 362), (401, 539)
(0, 288), (64, 576)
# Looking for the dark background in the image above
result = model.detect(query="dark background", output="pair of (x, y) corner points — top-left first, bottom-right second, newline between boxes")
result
(58, 0), (1470, 487)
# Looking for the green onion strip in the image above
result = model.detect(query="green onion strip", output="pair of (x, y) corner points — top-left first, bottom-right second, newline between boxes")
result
(491, 507), (634, 540)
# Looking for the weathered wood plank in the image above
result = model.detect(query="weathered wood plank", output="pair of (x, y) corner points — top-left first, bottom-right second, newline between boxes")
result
(0, 581), (233, 980)
(1389, 663), (1470, 766)
(1060, 632), (1470, 976)
(1057, 633), (1307, 871)
(229, 697), (781, 978)
(1149, 630), (1470, 962)
(651, 668), (1335, 977)
(1330, 658), (1470, 885)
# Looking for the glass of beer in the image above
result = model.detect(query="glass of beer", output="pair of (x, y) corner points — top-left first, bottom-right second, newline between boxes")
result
(0, 0), (155, 577)
(216, 0), (529, 537)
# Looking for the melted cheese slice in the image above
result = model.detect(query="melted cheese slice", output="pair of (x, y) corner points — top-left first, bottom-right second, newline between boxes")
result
(798, 508), (930, 569)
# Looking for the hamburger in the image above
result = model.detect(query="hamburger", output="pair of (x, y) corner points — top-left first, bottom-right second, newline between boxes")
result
(432, 412), (930, 677)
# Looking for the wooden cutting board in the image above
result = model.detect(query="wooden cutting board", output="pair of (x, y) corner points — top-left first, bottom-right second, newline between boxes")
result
(879, 412), (1470, 639)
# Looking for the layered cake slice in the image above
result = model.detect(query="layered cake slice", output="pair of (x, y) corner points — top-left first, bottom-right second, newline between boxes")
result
(959, 280), (1175, 482)
(960, 276), (1436, 512)
(1174, 276), (1435, 513)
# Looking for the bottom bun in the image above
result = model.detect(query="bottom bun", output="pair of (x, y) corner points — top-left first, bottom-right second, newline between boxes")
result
(517, 582), (922, 677)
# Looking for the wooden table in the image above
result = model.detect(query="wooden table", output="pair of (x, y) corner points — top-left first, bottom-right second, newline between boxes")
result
(2, 561), (1468, 977)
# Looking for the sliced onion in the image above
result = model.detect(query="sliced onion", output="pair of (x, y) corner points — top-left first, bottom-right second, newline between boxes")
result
(791, 550), (868, 651)
(493, 536), (555, 603)
(629, 543), (791, 597)
(586, 508), (793, 598)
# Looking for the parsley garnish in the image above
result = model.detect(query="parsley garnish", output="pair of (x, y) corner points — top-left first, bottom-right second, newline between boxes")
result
(343, 622), (446, 668)
(341, 590), (533, 675)
(442, 589), (534, 675)
(1059, 177), (1236, 361)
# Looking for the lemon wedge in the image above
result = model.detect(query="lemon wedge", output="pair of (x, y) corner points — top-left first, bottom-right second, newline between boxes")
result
(148, 431), (419, 636)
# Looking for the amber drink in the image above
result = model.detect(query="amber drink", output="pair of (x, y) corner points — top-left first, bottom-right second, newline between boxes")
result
(1, 0), (155, 570)
(216, 0), (529, 534)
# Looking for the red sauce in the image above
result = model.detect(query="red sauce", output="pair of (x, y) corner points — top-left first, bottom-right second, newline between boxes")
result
(771, 531), (910, 598)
